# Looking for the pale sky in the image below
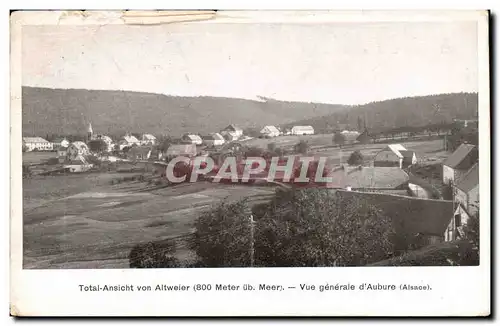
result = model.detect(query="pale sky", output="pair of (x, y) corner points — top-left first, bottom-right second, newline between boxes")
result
(22, 22), (478, 105)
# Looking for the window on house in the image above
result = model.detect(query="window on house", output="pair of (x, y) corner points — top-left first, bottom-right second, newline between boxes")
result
(454, 214), (461, 227)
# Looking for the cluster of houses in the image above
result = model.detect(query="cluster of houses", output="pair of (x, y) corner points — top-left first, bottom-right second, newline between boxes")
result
(22, 122), (317, 157)
(327, 141), (478, 248)
(22, 122), (319, 172)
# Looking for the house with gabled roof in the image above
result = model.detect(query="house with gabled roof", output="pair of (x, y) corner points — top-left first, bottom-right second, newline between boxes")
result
(374, 144), (417, 169)
(181, 133), (203, 145)
(221, 124), (243, 141)
(118, 134), (141, 150)
(442, 143), (478, 184)
(201, 133), (225, 147)
(141, 134), (157, 146)
(260, 125), (280, 138)
(67, 141), (90, 160)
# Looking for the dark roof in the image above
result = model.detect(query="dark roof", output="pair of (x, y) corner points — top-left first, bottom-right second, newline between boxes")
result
(456, 163), (479, 193)
(399, 150), (415, 159)
(223, 124), (242, 132)
(443, 143), (478, 169)
(335, 190), (453, 236)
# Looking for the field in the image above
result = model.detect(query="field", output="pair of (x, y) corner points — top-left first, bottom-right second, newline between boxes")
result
(22, 137), (449, 269)
(22, 151), (57, 165)
(23, 174), (274, 269)
(243, 134), (448, 165)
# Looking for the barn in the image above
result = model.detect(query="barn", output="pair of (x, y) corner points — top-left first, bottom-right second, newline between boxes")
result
(291, 126), (315, 135)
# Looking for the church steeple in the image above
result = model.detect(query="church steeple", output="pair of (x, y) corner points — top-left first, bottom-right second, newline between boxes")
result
(87, 122), (93, 142)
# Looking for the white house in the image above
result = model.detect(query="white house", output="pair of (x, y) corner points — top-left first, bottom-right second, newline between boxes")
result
(141, 134), (157, 146)
(291, 126), (315, 135)
(118, 134), (141, 150)
(442, 143), (478, 185)
(202, 133), (225, 147)
(52, 138), (70, 150)
(67, 141), (90, 160)
(260, 125), (280, 138)
(165, 144), (197, 157)
(181, 134), (203, 145)
(22, 137), (53, 151)
(220, 124), (243, 141)
(373, 144), (417, 169)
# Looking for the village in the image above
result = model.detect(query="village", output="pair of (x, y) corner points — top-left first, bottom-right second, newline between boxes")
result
(22, 115), (479, 268)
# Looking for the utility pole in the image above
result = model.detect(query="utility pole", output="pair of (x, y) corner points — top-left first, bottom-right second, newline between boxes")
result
(249, 214), (255, 267)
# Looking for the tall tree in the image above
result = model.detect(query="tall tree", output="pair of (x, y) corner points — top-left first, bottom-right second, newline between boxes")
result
(333, 132), (346, 148)
(357, 116), (363, 131)
(254, 188), (395, 267)
(87, 139), (107, 153)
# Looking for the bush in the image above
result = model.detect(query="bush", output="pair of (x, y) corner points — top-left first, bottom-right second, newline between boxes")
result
(333, 132), (346, 147)
(294, 140), (309, 154)
(347, 150), (364, 165)
(129, 240), (180, 268)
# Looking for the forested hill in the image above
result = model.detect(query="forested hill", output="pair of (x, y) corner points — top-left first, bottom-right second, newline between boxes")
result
(287, 93), (478, 133)
(21, 87), (347, 137)
(22, 87), (478, 137)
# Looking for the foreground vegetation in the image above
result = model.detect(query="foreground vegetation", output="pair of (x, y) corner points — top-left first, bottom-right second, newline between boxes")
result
(128, 188), (480, 268)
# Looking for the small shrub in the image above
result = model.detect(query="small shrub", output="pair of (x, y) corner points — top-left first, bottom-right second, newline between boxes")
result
(129, 240), (180, 268)
(294, 140), (309, 154)
(347, 150), (364, 165)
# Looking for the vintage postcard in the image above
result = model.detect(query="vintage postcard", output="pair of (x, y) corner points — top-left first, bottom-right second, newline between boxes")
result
(10, 10), (490, 316)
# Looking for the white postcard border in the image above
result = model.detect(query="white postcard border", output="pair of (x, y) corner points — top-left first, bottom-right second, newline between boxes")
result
(9, 10), (491, 317)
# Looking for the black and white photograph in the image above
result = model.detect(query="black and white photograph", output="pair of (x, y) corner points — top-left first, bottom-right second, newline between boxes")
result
(10, 9), (491, 316)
